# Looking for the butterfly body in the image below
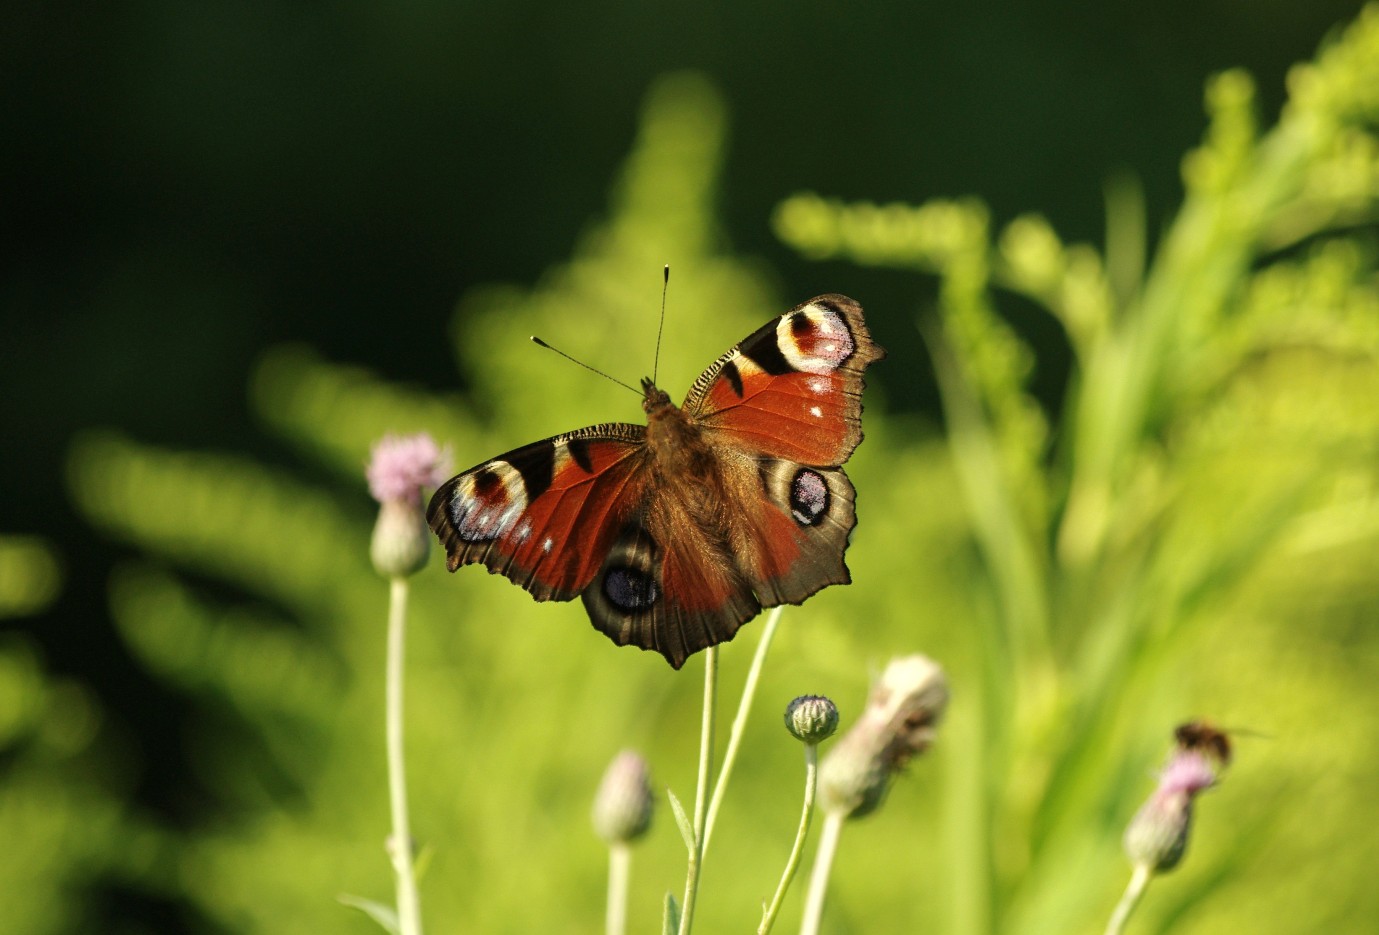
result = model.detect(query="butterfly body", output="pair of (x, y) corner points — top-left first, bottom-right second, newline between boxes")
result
(429, 295), (883, 668)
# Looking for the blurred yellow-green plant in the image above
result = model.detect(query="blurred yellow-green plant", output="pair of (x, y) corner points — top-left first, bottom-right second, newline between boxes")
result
(15, 7), (1379, 935)
(774, 7), (1379, 934)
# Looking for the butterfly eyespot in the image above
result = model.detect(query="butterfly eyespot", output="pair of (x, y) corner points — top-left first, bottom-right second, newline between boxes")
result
(603, 567), (661, 612)
(451, 463), (529, 543)
(789, 469), (830, 527)
(776, 305), (856, 375)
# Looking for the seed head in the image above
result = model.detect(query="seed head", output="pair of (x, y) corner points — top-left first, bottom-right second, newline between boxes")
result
(818, 654), (948, 819)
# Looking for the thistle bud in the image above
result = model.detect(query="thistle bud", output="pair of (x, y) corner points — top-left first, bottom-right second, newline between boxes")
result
(1123, 736), (1221, 872)
(785, 695), (840, 744)
(818, 654), (948, 819)
(365, 433), (449, 578)
(592, 750), (654, 845)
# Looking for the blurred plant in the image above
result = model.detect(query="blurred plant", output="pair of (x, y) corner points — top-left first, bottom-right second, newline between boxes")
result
(33, 7), (1379, 934)
(756, 694), (838, 935)
(0, 536), (62, 619)
(804, 655), (949, 934)
(775, 6), (1379, 933)
(60, 72), (826, 933)
(0, 538), (150, 935)
(340, 434), (449, 935)
(593, 749), (655, 935)
(1107, 723), (1229, 935)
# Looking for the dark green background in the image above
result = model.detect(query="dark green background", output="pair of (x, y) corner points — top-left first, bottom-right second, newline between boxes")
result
(2, 2), (1367, 929)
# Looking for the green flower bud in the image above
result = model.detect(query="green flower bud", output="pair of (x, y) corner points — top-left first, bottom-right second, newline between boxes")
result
(592, 750), (654, 845)
(370, 498), (432, 578)
(785, 695), (839, 744)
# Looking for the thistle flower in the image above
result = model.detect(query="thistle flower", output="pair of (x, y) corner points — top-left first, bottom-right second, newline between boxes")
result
(817, 654), (949, 819)
(366, 433), (449, 578)
(1105, 724), (1231, 935)
(1123, 727), (1224, 872)
(785, 695), (840, 745)
(592, 750), (654, 845)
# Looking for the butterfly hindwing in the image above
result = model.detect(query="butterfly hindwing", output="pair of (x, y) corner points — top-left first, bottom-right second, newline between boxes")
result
(427, 424), (649, 601)
(746, 459), (857, 604)
(582, 516), (762, 669)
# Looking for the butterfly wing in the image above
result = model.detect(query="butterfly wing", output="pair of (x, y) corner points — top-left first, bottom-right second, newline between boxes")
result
(684, 294), (882, 464)
(427, 423), (649, 602)
(683, 294), (884, 607)
(581, 515), (763, 669)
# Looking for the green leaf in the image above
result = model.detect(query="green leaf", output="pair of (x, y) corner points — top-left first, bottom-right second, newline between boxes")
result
(662, 891), (681, 935)
(337, 894), (401, 935)
(667, 788), (695, 853)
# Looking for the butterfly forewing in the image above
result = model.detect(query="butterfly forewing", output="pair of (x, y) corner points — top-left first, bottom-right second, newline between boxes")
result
(685, 295), (883, 466)
(427, 424), (648, 601)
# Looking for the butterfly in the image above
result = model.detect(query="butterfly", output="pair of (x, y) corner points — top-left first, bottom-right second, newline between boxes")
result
(427, 295), (884, 668)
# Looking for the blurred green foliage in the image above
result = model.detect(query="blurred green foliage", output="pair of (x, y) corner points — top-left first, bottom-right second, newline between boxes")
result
(0, 536), (62, 620)
(777, 7), (1379, 934)
(7, 8), (1378, 935)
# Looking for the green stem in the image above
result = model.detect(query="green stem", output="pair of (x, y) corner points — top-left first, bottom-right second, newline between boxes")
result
(758, 744), (819, 934)
(798, 810), (845, 935)
(703, 606), (785, 858)
(386, 576), (423, 935)
(1104, 863), (1153, 935)
(677, 646), (719, 935)
(606, 842), (631, 935)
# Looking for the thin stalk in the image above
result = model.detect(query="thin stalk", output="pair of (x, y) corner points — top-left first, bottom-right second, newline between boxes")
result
(606, 843), (631, 935)
(703, 606), (785, 857)
(677, 647), (720, 935)
(386, 576), (423, 935)
(758, 744), (819, 934)
(799, 810), (845, 935)
(1104, 863), (1153, 935)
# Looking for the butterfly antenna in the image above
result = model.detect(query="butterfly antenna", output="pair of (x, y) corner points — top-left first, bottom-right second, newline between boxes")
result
(529, 336), (641, 395)
(652, 264), (669, 384)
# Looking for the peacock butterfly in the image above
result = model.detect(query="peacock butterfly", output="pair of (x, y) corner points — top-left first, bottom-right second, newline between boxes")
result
(427, 295), (884, 668)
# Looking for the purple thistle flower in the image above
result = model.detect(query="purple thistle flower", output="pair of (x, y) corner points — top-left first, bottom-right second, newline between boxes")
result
(1123, 747), (1221, 872)
(367, 433), (450, 506)
(367, 433), (450, 577)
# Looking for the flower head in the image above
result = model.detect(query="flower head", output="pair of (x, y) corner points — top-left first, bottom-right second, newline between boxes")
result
(592, 750), (654, 845)
(818, 654), (948, 819)
(367, 433), (450, 506)
(1123, 727), (1225, 873)
(785, 695), (840, 745)
(367, 433), (449, 577)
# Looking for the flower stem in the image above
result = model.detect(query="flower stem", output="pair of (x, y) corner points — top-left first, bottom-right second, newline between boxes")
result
(798, 810), (844, 935)
(703, 605), (784, 858)
(677, 646), (720, 935)
(606, 842), (631, 935)
(758, 744), (819, 934)
(386, 576), (423, 935)
(1104, 863), (1153, 935)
